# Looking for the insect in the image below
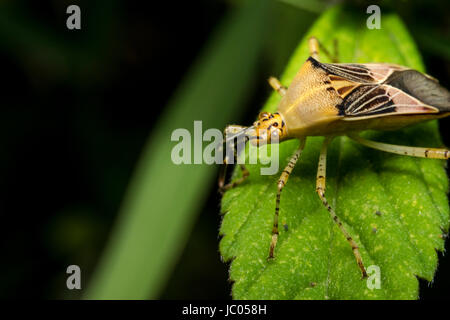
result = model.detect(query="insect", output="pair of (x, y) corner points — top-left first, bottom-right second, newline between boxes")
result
(218, 37), (450, 278)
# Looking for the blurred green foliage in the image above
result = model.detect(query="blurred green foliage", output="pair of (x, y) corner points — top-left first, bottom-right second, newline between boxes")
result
(85, 0), (271, 299)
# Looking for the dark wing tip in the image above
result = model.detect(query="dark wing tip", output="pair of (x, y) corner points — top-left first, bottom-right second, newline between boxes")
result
(307, 56), (321, 68)
(386, 70), (450, 111)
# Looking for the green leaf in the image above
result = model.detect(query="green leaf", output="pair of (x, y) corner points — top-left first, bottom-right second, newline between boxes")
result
(219, 5), (449, 300)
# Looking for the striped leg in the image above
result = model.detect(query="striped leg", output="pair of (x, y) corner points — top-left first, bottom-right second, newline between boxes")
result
(218, 125), (249, 194)
(309, 37), (320, 61)
(316, 137), (368, 278)
(349, 134), (450, 159)
(308, 37), (339, 63)
(268, 138), (307, 259)
(219, 162), (249, 194)
(268, 77), (287, 96)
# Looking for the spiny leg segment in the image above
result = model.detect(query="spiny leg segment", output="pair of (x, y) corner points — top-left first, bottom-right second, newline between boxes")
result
(268, 138), (307, 259)
(268, 77), (287, 96)
(309, 37), (321, 61)
(269, 37), (340, 97)
(219, 162), (249, 194)
(308, 36), (339, 63)
(349, 134), (450, 159)
(315, 136), (368, 278)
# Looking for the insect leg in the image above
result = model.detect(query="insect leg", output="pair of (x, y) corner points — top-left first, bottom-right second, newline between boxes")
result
(218, 125), (250, 194)
(332, 38), (339, 63)
(308, 37), (320, 61)
(268, 77), (287, 96)
(308, 37), (339, 63)
(316, 136), (368, 278)
(349, 134), (450, 159)
(268, 138), (307, 259)
(219, 163), (249, 194)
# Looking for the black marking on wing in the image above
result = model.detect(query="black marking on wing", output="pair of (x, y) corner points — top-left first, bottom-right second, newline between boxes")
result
(337, 85), (394, 116)
(386, 70), (450, 112)
(308, 56), (450, 117)
(308, 56), (322, 68)
(308, 57), (376, 83)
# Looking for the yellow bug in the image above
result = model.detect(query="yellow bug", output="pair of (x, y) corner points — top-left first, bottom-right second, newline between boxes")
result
(219, 37), (450, 278)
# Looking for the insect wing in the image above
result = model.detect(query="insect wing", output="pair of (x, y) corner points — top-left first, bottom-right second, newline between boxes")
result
(320, 61), (408, 84)
(317, 59), (449, 120)
(341, 84), (439, 120)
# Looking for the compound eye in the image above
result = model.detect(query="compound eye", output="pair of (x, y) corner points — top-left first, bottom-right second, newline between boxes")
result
(258, 112), (269, 119)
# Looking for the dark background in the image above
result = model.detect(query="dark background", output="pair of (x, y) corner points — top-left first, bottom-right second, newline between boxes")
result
(0, 0), (449, 299)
